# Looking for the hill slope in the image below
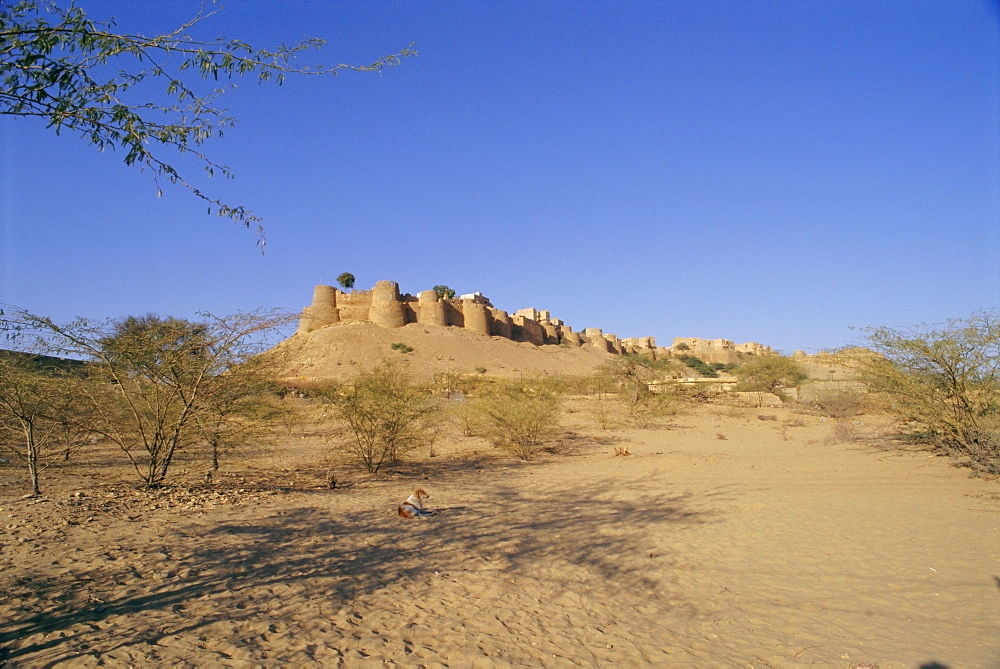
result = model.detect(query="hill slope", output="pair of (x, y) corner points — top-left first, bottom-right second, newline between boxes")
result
(273, 322), (617, 382)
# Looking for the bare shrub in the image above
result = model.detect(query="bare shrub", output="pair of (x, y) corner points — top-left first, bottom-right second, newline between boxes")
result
(449, 400), (482, 437)
(809, 387), (871, 418)
(472, 382), (561, 460)
(586, 397), (621, 430)
(628, 391), (683, 429)
(771, 418), (802, 442)
(319, 361), (439, 473)
(831, 418), (861, 443)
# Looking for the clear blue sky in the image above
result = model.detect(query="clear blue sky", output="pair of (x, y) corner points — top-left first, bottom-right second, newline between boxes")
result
(2, 0), (998, 353)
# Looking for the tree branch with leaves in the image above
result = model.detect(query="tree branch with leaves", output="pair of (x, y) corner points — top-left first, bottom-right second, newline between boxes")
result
(0, 0), (415, 247)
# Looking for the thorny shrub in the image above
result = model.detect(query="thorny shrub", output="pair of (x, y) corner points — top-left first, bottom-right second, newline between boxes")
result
(471, 382), (561, 460)
(317, 361), (439, 473)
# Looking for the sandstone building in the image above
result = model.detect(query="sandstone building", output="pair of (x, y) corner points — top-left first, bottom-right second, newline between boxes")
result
(671, 337), (773, 365)
(298, 280), (772, 363)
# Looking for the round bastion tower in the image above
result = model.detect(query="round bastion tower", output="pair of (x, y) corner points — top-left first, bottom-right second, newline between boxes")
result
(562, 330), (582, 346)
(294, 279), (673, 358)
(417, 290), (447, 326)
(369, 280), (406, 328)
(462, 298), (491, 335)
(297, 284), (340, 334)
(490, 309), (512, 338)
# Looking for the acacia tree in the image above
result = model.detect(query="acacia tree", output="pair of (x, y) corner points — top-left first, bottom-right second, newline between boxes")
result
(0, 353), (89, 495)
(592, 355), (684, 426)
(318, 360), (438, 473)
(13, 308), (294, 487)
(599, 354), (655, 405)
(194, 351), (290, 472)
(0, 1), (415, 245)
(472, 382), (561, 460)
(733, 355), (807, 401)
(856, 311), (1000, 467)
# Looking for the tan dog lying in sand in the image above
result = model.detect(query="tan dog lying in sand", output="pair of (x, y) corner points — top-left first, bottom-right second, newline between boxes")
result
(398, 489), (435, 518)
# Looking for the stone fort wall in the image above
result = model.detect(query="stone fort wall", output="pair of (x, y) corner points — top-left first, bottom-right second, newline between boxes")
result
(671, 337), (774, 365)
(298, 280), (772, 362)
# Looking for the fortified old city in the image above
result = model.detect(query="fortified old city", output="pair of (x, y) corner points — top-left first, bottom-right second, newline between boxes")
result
(297, 280), (774, 365)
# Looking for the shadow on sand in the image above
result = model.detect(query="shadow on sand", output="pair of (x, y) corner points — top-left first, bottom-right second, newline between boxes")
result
(1, 470), (730, 664)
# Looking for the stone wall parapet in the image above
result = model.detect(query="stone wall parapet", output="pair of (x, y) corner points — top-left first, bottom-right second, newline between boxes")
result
(297, 280), (773, 359)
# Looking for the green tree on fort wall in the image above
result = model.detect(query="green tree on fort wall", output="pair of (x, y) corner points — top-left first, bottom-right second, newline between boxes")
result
(337, 273), (356, 291)
(433, 285), (456, 299)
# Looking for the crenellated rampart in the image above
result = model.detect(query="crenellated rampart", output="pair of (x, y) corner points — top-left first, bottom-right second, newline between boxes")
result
(671, 337), (774, 364)
(297, 281), (773, 361)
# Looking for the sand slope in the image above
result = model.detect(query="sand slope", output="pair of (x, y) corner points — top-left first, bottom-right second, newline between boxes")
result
(1, 406), (998, 667)
(274, 322), (617, 382)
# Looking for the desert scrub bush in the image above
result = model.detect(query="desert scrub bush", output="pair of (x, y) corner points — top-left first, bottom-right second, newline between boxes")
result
(677, 355), (719, 378)
(448, 399), (483, 437)
(808, 387), (872, 418)
(856, 311), (1000, 469)
(523, 374), (595, 397)
(318, 361), (439, 473)
(585, 396), (621, 429)
(827, 418), (862, 444)
(433, 369), (466, 396)
(390, 342), (413, 353)
(590, 356), (689, 426)
(433, 368), (483, 397)
(472, 382), (561, 460)
(628, 391), (683, 428)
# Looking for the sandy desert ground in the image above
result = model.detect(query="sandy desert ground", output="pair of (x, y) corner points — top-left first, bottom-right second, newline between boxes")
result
(1, 398), (998, 668)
